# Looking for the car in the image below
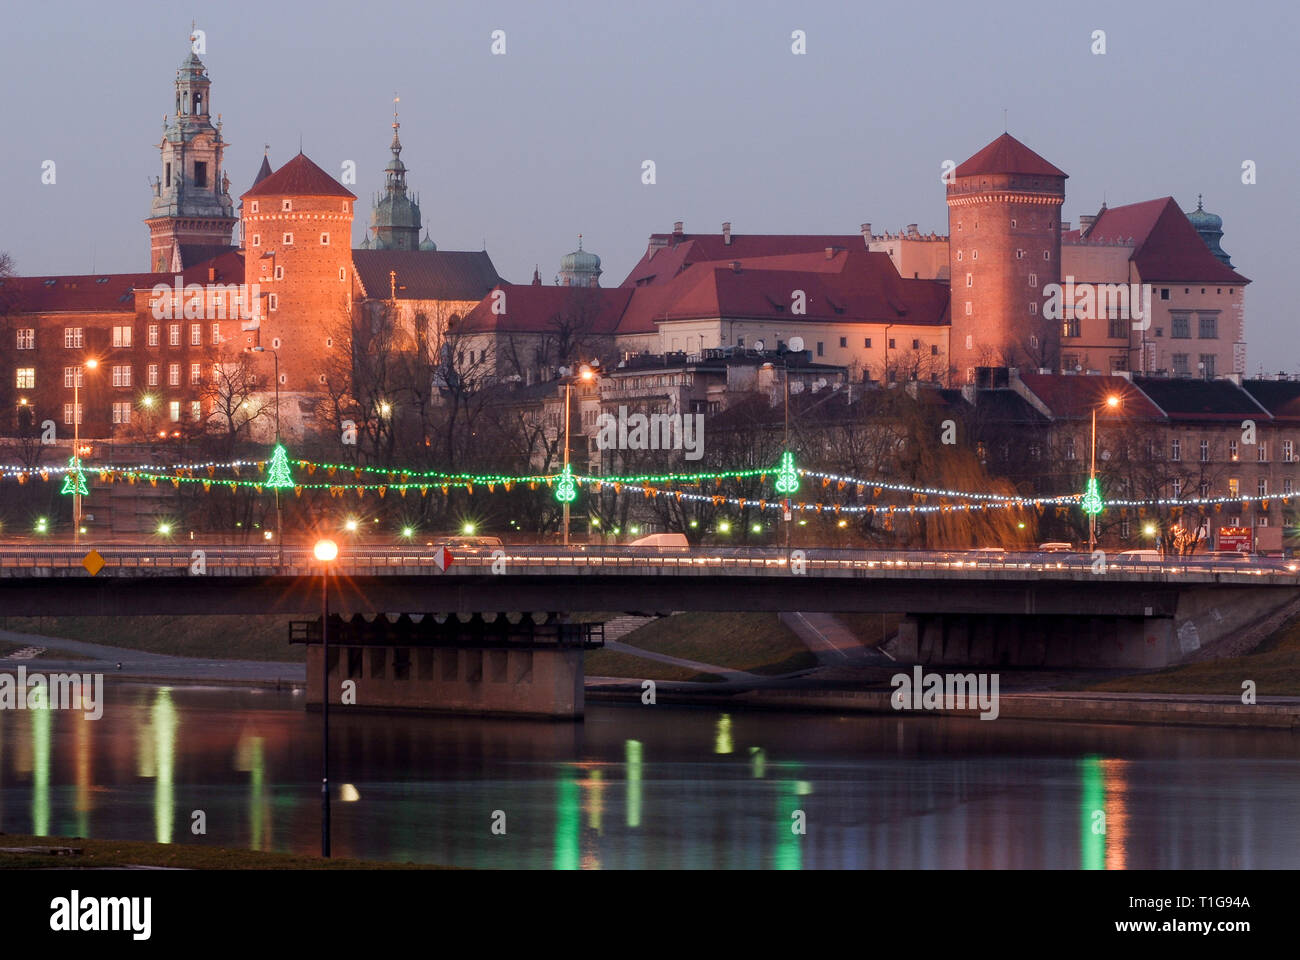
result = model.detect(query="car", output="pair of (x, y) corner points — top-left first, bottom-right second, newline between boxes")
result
(1037, 541), (1074, 553)
(629, 532), (690, 551)
(1197, 551), (1253, 564)
(435, 535), (503, 555)
(1116, 549), (1161, 561)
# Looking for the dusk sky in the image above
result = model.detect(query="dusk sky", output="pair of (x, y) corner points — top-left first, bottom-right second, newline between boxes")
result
(2, 0), (1294, 369)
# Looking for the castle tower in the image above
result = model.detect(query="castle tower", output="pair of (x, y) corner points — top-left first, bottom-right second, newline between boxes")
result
(367, 97), (423, 251)
(240, 153), (356, 395)
(946, 133), (1066, 379)
(1186, 194), (1234, 268)
(145, 34), (237, 271)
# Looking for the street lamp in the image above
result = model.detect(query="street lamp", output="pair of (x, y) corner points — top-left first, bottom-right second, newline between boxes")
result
(314, 537), (338, 858)
(561, 363), (596, 546)
(72, 358), (99, 546)
(1087, 394), (1122, 552)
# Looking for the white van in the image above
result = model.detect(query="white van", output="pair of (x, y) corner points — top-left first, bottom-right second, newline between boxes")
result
(630, 532), (690, 550)
(1117, 549), (1161, 562)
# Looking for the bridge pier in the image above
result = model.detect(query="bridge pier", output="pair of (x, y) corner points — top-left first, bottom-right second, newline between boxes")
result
(295, 613), (601, 720)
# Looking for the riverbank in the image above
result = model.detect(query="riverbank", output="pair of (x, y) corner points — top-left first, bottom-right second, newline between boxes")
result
(0, 833), (448, 869)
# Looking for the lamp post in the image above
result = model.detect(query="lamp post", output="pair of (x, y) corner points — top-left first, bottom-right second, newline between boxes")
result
(1087, 394), (1121, 552)
(248, 345), (282, 568)
(314, 537), (338, 858)
(72, 358), (98, 546)
(561, 364), (595, 546)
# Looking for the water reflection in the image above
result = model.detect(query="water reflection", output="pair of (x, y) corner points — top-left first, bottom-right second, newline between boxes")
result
(0, 683), (1295, 869)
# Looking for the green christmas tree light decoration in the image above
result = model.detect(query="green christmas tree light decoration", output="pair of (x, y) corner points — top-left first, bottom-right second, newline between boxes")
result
(1080, 476), (1104, 515)
(555, 464), (577, 503)
(265, 444), (295, 489)
(60, 456), (88, 497)
(774, 451), (800, 495)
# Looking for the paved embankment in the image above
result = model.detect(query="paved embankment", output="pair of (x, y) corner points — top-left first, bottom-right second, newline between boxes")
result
(585, 679), (1300, 729)
(0, 629), (304, 688)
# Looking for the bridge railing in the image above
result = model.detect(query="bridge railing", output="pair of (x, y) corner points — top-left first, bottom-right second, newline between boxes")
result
(0, 543), (1294, 580)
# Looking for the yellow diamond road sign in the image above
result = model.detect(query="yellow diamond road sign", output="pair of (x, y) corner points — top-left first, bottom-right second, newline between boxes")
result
(82, 550), (105, 576)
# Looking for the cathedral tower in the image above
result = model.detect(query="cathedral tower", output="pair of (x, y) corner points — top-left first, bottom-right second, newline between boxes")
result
(363, 98), (423, 251)
(145, 34), (237, 271)
(946, 133), (1066, 379)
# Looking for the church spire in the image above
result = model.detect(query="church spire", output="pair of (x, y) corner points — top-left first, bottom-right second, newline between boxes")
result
(368, 94), (423, 251)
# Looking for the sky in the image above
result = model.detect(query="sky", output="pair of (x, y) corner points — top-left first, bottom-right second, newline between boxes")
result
(1, 0), (1295, 369)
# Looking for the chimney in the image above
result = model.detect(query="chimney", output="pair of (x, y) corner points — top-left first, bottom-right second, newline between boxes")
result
(208, 266), (216, 282)
(722, 222), (731, 245)
(825, 246), (837, 260)
(1078, 214), (1097, 236)
(730, 261), (741, 273)
(861, 223), (872, 245)
(906, 223), (918, 238)
(1060, 221), (1071, 234)
(672, 220), (684, 238)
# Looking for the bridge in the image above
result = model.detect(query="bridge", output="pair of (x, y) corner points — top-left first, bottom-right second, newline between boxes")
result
(0, 544), (1295, 671)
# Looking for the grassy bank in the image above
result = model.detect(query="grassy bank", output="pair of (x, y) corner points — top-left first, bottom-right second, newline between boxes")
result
(0, 833), (446, 869)
(0, 616), (303, 662)
(585, 648), (723, 682)
(1088, 614), (1300, 695)
(615, 612), (817, 676)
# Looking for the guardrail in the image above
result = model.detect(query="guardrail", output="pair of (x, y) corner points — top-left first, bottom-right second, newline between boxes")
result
(0, 545), (1294, 580)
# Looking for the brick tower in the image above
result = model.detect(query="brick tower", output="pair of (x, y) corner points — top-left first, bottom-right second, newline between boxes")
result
(240, 153), (356, 399)
(946, 133), (1066, 380)
(145, 37), (237, 271)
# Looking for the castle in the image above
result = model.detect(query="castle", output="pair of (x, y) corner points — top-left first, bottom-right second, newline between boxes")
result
(0, 38), (1249, 446)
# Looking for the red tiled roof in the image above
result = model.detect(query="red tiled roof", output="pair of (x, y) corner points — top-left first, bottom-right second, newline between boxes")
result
(1133, 376), (1266, 421)
(621, 233), (865, 287)
(1016, 373), (1164, 420)
(0, 271), (161, 314)
(241, 152), (356, 200)
(954, 133), (1067, 179)
(459, 285), (634, 335)
(1065, 198), (1248, 284)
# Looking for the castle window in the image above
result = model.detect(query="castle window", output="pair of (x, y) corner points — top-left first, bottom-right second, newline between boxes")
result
(964, 302), (972, 316)
(168, 363), (180, 386)
(15, 368), (34, 389)
(343, 202), (349, 213)
(1016, 249), (1024, 259)
(339, 268), (346, 281)
(1161, 288), (1170, 300)
(971, 250), (977, 260)
(63, 328), (84, 349)
(191, 363), (202, 385)
(1028, 274), (1038, 288)
(320, 233), (330, 246)
(16, 329), (34, 349)
(112, 402), (131, 425)
(191, 323), (202, 346)
(191, 400), (202, 422)
(274, 265), (284, 281)
(148, 324), (159, 346)
(194, 162), (208, 188)
(966, 273), (972, 287)
(912, 339), (920, 350)
(271, 338), (281, 350)
(169, 324), (180, 346)
(282, 200), (292, 212)
(282, 233), (293, 245)
(63, 367), (83, 388)
(864, 338), (872, 348)
(252, 234), (260, 246)
(211, 323), (221, 345)
(112, 325), (132, 348)
(1029, 302), (1037, 315)
(839, 337), (846, 348)
(148, 364), (158, 386)
(165, 163), (171, 188)
(268, 294), (279, 312)
(888, 339), (896, 349)
(1011, 219), (1017, 228)
(170, 401), (180, 422)
(956, 250), (962, 261)
(250, 201), (259, 214)
(279, 374), (286, 385)
(1043, 250), (1050, 260)
(326, 338), (333, 348)
(64, 403), (82, 425)
(112, 365), (131, 387)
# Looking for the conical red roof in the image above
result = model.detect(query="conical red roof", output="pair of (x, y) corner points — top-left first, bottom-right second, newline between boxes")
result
(241, 152), (356, 200)
(954, 133), (1067, 179)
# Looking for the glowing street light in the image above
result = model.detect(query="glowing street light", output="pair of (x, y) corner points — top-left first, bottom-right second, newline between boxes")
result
(313, 537), (338, 858)
(157, 522), (173, 537)
(1086, 394), (1122, 551)
(343, 518), (358, 533)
